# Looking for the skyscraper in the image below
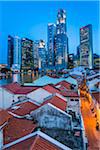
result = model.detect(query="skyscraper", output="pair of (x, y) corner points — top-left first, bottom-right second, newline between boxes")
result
(75, 45), (80, 66)
(77, 45), (80, 60)
(38, 40), (47, 70)
(33, 40), (39, 70)
(68, 53), (74, 69)
(8, 35), (14, 69)
(56, 9), (66, 34)
(47, 23), (56, 67)
(33, 40), (46, 70)
(21, 38), (34, 71)
(55, 9), (68, 69)
(80, 24), (93, 69)
(12, 36), (21, 71)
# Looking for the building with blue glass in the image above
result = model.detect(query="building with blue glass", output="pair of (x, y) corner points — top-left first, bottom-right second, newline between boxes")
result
(47, 23), (56, 67)
(38, 40), (47, 70)
(55, 9), (69, 69)
(12, 36), (21, 71)
(33, 40), (47, 70)
(33, 40), (40, 70)
(21, 38), (34, 71)
(80, 24), (93, 69)
(8, 35), (14, 69)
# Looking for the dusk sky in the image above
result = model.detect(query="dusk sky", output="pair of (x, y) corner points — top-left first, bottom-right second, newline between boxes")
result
(0, 1), (99, 64)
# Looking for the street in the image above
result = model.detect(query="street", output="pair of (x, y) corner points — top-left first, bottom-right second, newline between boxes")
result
(81, 98), (100, 150)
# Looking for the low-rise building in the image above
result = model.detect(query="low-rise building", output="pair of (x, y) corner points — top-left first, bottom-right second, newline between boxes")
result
(0, 83), (38, 108)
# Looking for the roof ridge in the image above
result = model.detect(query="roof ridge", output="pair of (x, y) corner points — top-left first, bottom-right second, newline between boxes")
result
(30, 135), (40, 150)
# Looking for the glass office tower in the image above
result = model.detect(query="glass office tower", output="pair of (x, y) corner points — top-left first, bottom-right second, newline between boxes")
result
(21, 38), (34, 71)
(33, 40), (40, 70)
(55, 9), (68, 69)
(80, 24), (93, 69)
(8, 35), (14, 69)
(47, 23), (56, 67)
(33, 40), (46, 70)
(12, 36), (21, 71)
(38, 40), (47, 70)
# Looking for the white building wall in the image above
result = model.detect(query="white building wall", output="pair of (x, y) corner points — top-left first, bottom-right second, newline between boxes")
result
(13, 94), (26, 103)
(0, 89), (13, 109)
(0, 88), (26, 109)
(66, 97), (80, 116)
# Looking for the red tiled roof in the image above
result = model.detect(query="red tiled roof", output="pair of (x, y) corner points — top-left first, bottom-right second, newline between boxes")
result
(55, 80), (71, 90)
(92, 92), (100, 104)
(30, 135), (61, 150)
(3, 117), (37, 144)
(61, 90), (79, 97)
(3, 82), (38, 94)
(43, 84), (79, 98)
(8, 101), (39, 116)
(41, 95), (67, 111)
(5, 135), (61, 150)
(43, 84), (61, 94)
(0, 109), (12, 126)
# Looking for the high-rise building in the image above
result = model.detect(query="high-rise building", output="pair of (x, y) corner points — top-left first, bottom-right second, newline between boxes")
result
(38, 40), (47, 70)
(12, 36), (21, 71)
(74, 45), (80, 67)
(21, 38), (34, 71)
(33, 40), (40, 70)
(8, 35), (14, 68)
(68, 53), (74, 69)
(80, 24), (93, 69)
(47, 23), (56, 67)
(55, 9), (68, 69)
(56, 9), (66, 34)
(77, 45), (80, 60)
(33, 40), (46, 70)
(93, 53), (100, 69)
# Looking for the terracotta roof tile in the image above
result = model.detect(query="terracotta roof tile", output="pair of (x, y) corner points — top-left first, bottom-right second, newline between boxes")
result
(43, 84), (79, 98)
(55, 80), (71, 90)
(3, 117), (37, 144)
(92, 92), (100, 104)
(30, 135), (61, 150)
(43, 85), (61, 94)
(41, 95), (67, 111)
(5, 135), (61, 150)
(8, 101), (39, 116)
(61, 90), (79, 97)
(0, 109), (12, 126)
(3, 82), (38, 94)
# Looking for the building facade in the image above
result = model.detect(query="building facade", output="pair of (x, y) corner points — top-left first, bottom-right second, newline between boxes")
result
(8, 35), (14, 69)
(38, 40), (47, 70)
(55, 9), (68, 69)
(21, 38), (34, 71)
(33, 40), (40, 70)
(68, 53), (74, 69)
(47, 23), (56, 67)
(80, 24), (93, 69)
(12, 36), (21, 72)
(93, 53), (100, 69)
(33, 40), (47, 70)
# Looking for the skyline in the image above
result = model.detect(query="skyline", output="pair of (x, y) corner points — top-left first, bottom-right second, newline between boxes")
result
(0, 1), (99, 64)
